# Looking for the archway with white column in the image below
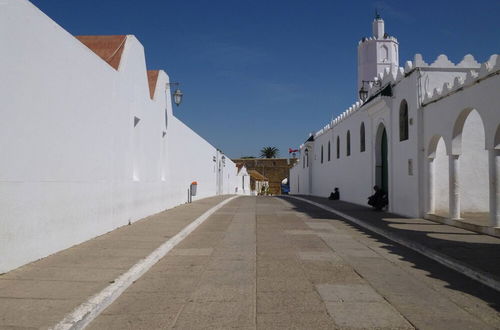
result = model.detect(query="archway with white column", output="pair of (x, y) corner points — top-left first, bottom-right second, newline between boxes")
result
(427, 135), (449, 216)
(451, 108), (488, 221)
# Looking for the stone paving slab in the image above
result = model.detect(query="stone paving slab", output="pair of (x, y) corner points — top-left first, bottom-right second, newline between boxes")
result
(291, 195), (500, 277)
(0, 195), (232, 329)
(282, 196), (500, 329)
(89, 197), (256, 329)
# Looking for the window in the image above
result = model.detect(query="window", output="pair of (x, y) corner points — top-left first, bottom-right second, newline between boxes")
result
(336, 137), (340, 159)
(303, 155), (305, 168)
(305, 149), (309, 167)
(346, 131), (351, 156)
(360, 122), (366, 152)
(321, 145), (324, 163)
(328, 141), (331, 161)
(400, 100), (409, 141)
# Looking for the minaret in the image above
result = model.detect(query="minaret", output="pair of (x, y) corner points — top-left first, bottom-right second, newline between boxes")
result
(357, 13), (399, 92)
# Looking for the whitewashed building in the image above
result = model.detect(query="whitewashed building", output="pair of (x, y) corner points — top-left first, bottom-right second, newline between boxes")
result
(290, 15), (500, 232)
(235, 164), (251, 195)
(0, 0), (239, 273)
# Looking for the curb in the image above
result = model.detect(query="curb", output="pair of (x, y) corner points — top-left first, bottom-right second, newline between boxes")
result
(284, 196), (500, 293)
(51, 195), (240, 330)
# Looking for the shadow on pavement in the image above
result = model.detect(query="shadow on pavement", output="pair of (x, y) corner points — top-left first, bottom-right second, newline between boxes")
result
(278, 195), (500, 312)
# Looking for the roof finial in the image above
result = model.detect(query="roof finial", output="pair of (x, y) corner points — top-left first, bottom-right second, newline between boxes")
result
(375, 8), (381, 20)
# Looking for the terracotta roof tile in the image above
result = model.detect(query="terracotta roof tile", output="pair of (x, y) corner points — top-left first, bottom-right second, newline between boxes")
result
(147, 70), (160, 99)
(75, 35), (127, 70)
(248, 170), (268, 181)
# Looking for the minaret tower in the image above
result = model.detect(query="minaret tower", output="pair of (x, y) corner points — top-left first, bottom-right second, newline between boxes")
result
(357, 12), (399, 92)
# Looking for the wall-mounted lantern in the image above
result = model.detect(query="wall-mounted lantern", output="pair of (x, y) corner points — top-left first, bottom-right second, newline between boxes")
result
(166, 82), (183, 106)
(359, 80), (381, 102)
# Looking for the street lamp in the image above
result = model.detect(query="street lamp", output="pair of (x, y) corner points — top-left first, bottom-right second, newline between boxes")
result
(359, 80), (381, 102)
(166, 82), (183, 106)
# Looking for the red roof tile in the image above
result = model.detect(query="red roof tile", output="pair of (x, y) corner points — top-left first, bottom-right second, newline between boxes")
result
(147, 70), (159, 99)
(75, 35), (127, 70)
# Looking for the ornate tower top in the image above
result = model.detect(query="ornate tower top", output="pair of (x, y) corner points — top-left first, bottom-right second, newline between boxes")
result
(357, 14), (399, 93)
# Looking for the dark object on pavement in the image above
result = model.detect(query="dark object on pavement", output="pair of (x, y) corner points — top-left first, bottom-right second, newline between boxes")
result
(368, 185), (388, 210)
(329, 187), (340, 200)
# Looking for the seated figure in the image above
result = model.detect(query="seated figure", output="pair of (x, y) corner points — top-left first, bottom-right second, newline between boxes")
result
(328, 187), (340, 200)
(368, 185), (388, 210)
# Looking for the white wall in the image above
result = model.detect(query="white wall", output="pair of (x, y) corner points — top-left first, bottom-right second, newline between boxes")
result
(236, 166), (251, 195)
(291, 56), (499, 220)
(0, 0), (238, 273)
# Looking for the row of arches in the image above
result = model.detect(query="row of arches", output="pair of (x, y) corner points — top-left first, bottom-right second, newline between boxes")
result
(427, 109), (499, 226)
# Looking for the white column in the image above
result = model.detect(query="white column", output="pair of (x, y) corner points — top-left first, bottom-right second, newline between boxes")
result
(489, 149), (500, 227)
(449, 155), (461, 219)
(427, 158), (435, 214)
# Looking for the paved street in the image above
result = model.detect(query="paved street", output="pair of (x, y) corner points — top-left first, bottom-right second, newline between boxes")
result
(90, 196), (499, 329)
(1, 196), (500, 329)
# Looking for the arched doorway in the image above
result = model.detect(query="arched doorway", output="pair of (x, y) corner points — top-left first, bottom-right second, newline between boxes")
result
(375, 124), (389, 194)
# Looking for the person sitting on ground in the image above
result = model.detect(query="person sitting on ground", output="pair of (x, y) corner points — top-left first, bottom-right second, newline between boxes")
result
(368, 185), (387, 210)
(328, 187), (340, 200)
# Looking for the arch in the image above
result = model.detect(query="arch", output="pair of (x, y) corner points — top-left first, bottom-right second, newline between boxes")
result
(451, 107), (486, 154)
(381, 45), (389, 62)
(457, 109), (488, 215)
(360, 122), (366, 152)
(427, 134), (448, 159)
(321, 145), (324, 164)
(375, 123), (388, 194)
(430, 136), (449, 215)
(346, 131), (351, 156)
(336, 136), (340, 159)
(328, 141), (331, 161)
(399, 100), (409, 141)
(305, 148), (309, 168)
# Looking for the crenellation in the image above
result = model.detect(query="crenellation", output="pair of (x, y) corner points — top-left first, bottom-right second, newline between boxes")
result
(414, 54), (428, 67)
(458, 54), (480, 68)
(430, 54), (455, 68)
(404, 60), (414, 73)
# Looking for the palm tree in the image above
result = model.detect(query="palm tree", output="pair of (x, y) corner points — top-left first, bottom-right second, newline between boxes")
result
(260, 146), (279, 158)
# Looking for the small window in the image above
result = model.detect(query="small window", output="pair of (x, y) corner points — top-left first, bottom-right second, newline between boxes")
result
(360, 122), (366, 152)
(305, 149), (309, 167)
(303, 155), (305, 168)
(400, 100), (409, 141)
(328, 141), (331, 161)
(321, 145), (324, 164)
(336, 137), (340, 159)
(346, 131), (351, 156)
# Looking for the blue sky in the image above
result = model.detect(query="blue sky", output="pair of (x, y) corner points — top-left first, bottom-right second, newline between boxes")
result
(30, 0), (499, 158)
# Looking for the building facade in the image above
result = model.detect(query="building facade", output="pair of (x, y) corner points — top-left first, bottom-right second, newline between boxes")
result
(0, 1), (239, 273)
(290, 16), (500, 230)
(233, 158), (297, 195)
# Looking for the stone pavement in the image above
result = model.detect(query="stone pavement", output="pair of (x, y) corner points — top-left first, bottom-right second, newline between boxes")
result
(288, 195), (500, 280)
(0, 195), (232, 329)
(90, 196), (499, 329)
(1, 196), (500, 329)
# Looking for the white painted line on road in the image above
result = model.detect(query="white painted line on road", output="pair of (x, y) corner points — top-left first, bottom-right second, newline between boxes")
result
(285, 196), (500, 292)
(51, 196), (240, 330)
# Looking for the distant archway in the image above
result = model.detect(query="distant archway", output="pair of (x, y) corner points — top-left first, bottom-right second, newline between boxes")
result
(427, 135), (449, 215)
(375, 124), (388, 194)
